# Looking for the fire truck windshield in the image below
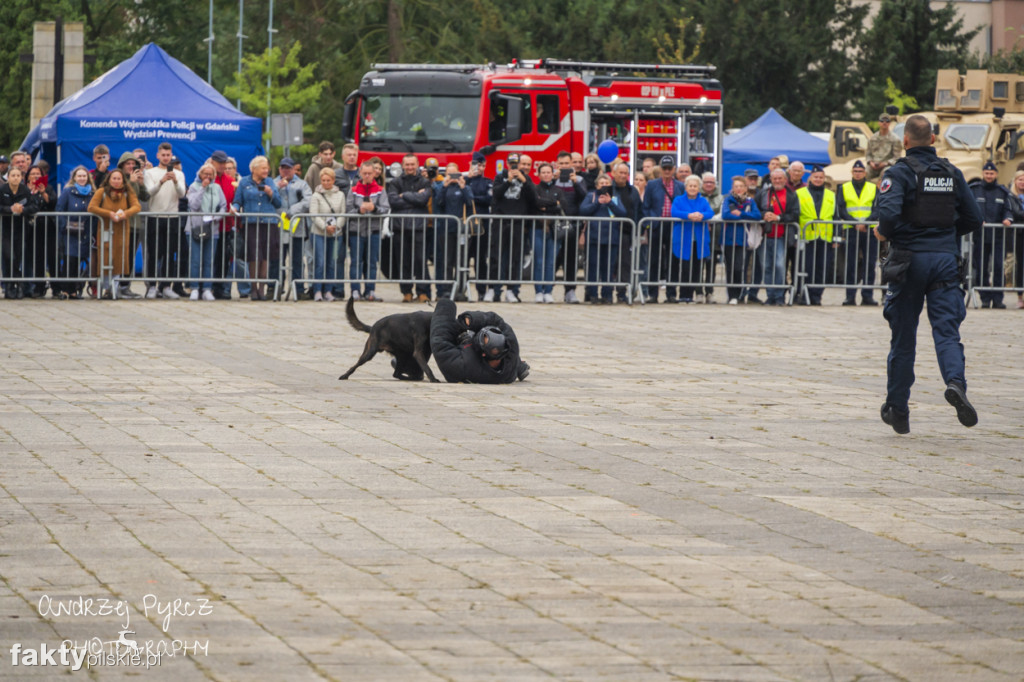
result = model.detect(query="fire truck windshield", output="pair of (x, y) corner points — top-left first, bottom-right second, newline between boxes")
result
(359, 94), (480, 152)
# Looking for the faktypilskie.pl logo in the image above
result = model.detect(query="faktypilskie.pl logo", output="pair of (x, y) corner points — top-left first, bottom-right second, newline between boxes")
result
(9, 593), (215, 671)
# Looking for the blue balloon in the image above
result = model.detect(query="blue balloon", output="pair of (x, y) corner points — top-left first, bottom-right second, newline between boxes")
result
(597, 139), (619, 164)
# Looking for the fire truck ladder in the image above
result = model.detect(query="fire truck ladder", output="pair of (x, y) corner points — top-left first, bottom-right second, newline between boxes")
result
(517, 59), (717, 79)
(370, 63), (494, 73)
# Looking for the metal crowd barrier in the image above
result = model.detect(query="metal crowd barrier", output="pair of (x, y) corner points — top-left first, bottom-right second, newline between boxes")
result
(464, 214), (636, 303)
(796, 219), (1024, 308)
(0, 210), (283, 300)
(964, 223), (1023, 309)
(0, 211), (100, 299)
(123, 211), (283, 300)
(288, 212), (459, 301)
(4, 208), (1022, 309)
(635, 217), (797, 305)
(795, 219), (883, 305)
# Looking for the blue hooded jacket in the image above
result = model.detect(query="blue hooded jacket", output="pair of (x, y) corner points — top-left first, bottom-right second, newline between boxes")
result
(670, 193), (714, 259)
(55, 184), (97, 259)
(719, 193), (762, 246)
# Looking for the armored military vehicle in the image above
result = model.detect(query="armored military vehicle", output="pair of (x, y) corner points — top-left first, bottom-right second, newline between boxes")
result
(825, 70), (1024, 188)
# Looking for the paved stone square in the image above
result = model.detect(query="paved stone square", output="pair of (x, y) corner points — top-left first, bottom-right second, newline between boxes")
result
(1, 291), (1022, 681)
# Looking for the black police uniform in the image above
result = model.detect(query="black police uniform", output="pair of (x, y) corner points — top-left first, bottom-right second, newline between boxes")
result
(967, 176), (1013, 307)
(429, 298), (527, 384)
(875, 145), (983, 431)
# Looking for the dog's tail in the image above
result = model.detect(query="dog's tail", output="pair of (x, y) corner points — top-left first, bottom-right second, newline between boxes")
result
(345, 297), (373, 334)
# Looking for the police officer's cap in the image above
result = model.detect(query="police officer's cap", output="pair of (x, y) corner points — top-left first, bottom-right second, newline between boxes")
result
(472, 151), (486, 164)
(659, 155), (675, 168)
(878, 113), (892, 123)
(983, 160), (997, 172)
(474, 326), (508, 359)
(811, 164), (825, 174)
(852, 160), (865, 170)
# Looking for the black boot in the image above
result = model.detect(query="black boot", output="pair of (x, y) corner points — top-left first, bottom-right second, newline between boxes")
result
(944, 382), (978, 427)
(880, 403), (910, 434)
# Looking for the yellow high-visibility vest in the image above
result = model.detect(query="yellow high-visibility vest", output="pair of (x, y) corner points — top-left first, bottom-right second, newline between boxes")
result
(840, 181), (877, 228)
(280, 212), (295, 233)
(796, 186), (836, 241)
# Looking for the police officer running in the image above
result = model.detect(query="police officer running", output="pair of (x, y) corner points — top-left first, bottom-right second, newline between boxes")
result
(874, 114), (983, 434)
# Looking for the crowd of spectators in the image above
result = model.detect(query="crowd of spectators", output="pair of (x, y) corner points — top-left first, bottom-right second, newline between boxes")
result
(1, 140), (1022, 307)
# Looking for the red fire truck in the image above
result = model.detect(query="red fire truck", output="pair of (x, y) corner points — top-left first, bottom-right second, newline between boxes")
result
(341, 59), (722, 178)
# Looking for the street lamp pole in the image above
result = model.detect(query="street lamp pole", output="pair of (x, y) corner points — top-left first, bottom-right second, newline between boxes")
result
(205, 0), (213, 83)
(236, 0), (246, 109)
(266, 0), (276, 136)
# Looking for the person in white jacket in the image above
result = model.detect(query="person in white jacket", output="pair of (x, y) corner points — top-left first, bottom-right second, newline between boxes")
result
(142, 142), (186, 299)
(308, 167), (346, 301)
(185, 164), (227, 300)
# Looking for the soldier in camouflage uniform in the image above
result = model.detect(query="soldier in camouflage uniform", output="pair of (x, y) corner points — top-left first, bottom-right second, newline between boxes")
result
(865, 113), (903, 181)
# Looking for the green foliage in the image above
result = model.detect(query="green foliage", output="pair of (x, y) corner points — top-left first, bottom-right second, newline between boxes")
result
(654, 17), (702, 66)
(968, 48), (1024, 73)
(855, 0), (980, 120)
(0, 0), (79, 153)
(693, 0), (870, 131)
(223, 42), (325, 165)
(0, 0), (998, 160)
(78, 0), (209, 75)
(884, 78), (919, 116)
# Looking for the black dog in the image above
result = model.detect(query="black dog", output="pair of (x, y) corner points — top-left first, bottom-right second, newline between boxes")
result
(339, 298), (438, 382)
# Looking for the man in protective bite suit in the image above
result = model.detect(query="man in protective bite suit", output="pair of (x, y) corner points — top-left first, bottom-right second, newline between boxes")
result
(429, 298), (530, 383)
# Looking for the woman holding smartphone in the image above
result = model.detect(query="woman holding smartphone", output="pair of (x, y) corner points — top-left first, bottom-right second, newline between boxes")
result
(26, 164), (56, 298)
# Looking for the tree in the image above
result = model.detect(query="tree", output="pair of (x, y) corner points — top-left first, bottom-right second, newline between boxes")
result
(694, 0), (869, 131)
(855, 0), (979, 119)
(0, 0), (79, 153)
(0, 0), (228, 153)
(969, 48), (1024, 74)
(654, 17), (702, 65)
(77, 0), (209, 75)
(883, 78), (918, 116)
(223, 42), (326, 164)
(0, 0), (994, 171)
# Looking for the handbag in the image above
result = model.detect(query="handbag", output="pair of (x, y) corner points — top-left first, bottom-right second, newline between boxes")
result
(744, 223), (763, 250)
(191, 216), (214, 241)
(554, 219), (573, 242)
(553, 208), (573, 242)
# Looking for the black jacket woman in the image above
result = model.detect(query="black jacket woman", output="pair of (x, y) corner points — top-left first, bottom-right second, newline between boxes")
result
(0, 167), (40, 299)
(26, 164), (57, 298)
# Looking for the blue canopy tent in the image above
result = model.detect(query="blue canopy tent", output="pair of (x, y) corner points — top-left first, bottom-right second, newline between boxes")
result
(722, 108), (830, 183)
(21, 43), (263, 186)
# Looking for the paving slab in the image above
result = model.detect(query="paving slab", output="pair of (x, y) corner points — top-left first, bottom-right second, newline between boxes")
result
(1, 291), (1022, 681)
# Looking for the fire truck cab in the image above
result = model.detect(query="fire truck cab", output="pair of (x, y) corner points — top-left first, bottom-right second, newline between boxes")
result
(341, 59), (723, 179)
